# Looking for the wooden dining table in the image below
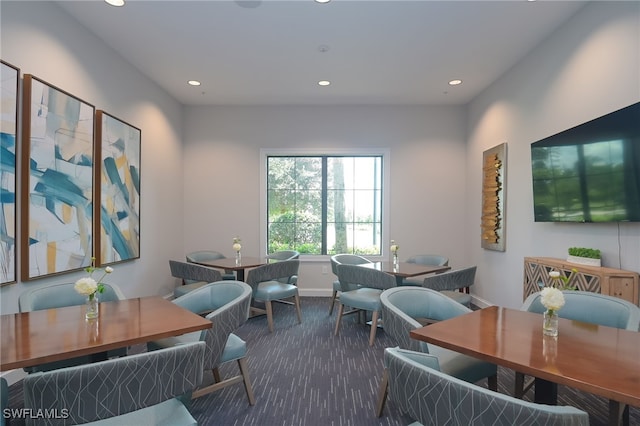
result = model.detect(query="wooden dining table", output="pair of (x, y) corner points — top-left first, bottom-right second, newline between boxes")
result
(409, 305), (640, 426)
(191, 256), (266, 281)
(359, 261), (450, 285)
(0, 296), (212, 372)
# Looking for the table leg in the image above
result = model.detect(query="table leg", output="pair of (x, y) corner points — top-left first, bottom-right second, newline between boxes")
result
(609, 400), (629, 426)
(236, 269), (245, 282)
(533, 377), (557, 405)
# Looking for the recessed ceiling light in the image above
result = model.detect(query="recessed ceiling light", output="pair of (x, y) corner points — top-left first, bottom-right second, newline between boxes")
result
(105, 0), (125, 6)
(448, 79), (463, 86)
(188, 80), (201, 86)
(318, 80), (331, 86)
(315, 0), (331, 3)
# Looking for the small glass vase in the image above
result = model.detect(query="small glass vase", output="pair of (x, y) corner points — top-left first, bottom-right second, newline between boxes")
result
(235, 250), (242, 266)
(392, 252), (398, 266)
(542, 310), (558, 337)
(86, 294), (99, 320)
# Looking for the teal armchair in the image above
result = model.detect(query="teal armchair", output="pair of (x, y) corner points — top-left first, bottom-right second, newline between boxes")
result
(148, 281), (255, 405)
(328, 254), (372, 315)
(377, 286), (497, 416)
(23, 341), (206, 426)
(169, 259), (223, 298)
(384, 347), (589, 426)
(334, 263), (396, 346)
(402, 254), (449, 286)
(246, 259), (302, 333)
(421, 266), (477, 307)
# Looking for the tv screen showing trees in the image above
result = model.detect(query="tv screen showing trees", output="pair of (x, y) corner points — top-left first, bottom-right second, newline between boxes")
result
(531, 102), (640, 222)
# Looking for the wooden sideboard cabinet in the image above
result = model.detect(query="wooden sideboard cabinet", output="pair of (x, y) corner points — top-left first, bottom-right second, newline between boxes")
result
(523, 257), (639, 306)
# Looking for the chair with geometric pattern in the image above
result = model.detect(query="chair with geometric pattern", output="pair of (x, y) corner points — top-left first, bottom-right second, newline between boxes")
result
(401, 254), (449, 286)
(186, 250), (235, 280)
(245, 259), (302, 333)
(334, 263), (397, 346)
(377, 286), (497, 417)
(148, 281), (255, 405)
(421, 266), (477, 307)
(328, 254), (372, 315)
(23, 341), (206, 426)
(169, 260), (223, 298)
(384, 347), (589, 426)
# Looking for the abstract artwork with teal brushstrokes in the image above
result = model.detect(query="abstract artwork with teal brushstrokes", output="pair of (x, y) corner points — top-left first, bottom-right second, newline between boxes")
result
(1, 60), (19, 284)
(22, 75), (95, 280)
(96, 111), (141, 265)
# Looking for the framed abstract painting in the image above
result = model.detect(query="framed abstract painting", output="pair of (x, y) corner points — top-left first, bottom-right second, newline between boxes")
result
(95, 110), (141, 265)
(1, 60), (19, 284)
(21, 75), (95, 280)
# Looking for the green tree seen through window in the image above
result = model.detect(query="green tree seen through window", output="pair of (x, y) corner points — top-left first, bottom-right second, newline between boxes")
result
(267, 156), (383, 255)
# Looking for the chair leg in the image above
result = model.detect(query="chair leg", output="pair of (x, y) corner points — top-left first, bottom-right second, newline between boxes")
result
(265, 300), (275, 333)
(488, 373), (498, 391)
(328, 290), (338, 315)
(212, 368), (221, 383)
(368, 310), (379, 346)
(293, 293), (302, 324)
(375, 368), (389, 417)
(334, 304), (344, 335)
(238, 358), (256, 406)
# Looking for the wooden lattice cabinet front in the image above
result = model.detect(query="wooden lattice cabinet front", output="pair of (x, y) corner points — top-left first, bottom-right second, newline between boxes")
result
(523, 257), (639, 306)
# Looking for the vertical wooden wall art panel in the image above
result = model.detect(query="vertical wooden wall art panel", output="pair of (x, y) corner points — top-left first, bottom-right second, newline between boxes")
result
(0, 60), (20, 284)
(481, 143), (507, 251)
(21, 75), (95, 280)
(95, 111), (141, 265)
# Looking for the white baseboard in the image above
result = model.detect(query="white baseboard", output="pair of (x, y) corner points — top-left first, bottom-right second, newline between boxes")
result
(471, 295), (493, 308)
(299, 288), (332, 298)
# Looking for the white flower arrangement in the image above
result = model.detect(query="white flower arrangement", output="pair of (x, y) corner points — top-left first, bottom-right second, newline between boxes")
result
(548, 268), (577, 290)
(540, 287), (565, 314)
(390, 240), (399, 254)
(74, 258), (113, 300)
(232, 237), (242, 252)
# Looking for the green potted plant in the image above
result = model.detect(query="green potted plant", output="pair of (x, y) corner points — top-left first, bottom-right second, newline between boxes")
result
(567, 247), (601, 267)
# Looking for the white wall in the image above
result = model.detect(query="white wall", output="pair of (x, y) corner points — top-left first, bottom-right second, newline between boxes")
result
(182, 105), (469, 294)
(0, 1), (186, 313)
(466, 1), (640, 308)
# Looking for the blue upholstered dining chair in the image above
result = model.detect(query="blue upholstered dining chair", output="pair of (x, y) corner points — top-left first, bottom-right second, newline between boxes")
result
(246, 259), (302, 333)
(148, 281), (255, 405)
(377, 286), (497, 417)
(516, 290), (640, 398)
(23, 341), (206, 426)
(384, 347), (589, 426)
(401, 254), (449, 286)
(334, 263), (397, 346)
(328, 254), (372, 315)
(186, 250), (235, 280)
(266, 250), (300, 284)
(170, 259), (223, 298)
(421, 266), (477, 307)
(18, 282), (127, 373)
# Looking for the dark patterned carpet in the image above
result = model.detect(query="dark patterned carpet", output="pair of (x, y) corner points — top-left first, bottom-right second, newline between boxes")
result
(6, 297), (639, 425)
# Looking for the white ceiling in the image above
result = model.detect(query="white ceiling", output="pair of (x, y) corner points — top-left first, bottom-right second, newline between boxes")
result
(56, 0), (587, 106)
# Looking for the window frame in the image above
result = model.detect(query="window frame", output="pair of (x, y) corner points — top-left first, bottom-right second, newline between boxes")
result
(260, 148), (391, 262)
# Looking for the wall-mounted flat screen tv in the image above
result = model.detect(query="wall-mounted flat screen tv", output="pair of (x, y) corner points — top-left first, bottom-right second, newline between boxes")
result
(531, 102), (640, 222)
